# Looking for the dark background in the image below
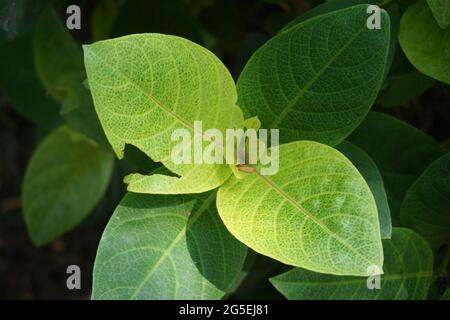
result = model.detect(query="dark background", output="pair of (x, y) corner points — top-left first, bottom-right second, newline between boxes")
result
(0, 0), (449, 299)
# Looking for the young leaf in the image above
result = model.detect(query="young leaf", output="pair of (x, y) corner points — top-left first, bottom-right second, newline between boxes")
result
(401, 153), (450, 249)
(427, 0), (450, 29)
(84, 34), (244, 194)
(336, 141), (392, 239)
(399, 0), (450, 84)
(33, 6), (84, 101)
(22, 126), (114, 246)
(237, 5), (390, 146)
(348, 112), (446, 223)
(92, 191), (247, 299)
(217, 141), (383, 276)
(270, 228), (433, 300)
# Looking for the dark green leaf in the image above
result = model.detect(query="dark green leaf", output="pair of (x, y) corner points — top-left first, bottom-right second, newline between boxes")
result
(0, 36), (60, 130)
(271, 228), (434, 300)
(427, 0), (450, 29)
(33, 6), (84, 101)
(92, 191), (247, 299)
(348, 112), (446, 224)
(237, 5), (390, 146)
(399, 0), (450, 84)
(401, 152), (450, 248)
(22, 126), (114, 246)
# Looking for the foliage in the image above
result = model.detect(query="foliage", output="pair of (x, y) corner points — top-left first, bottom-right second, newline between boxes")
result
(1, 0), (449, 300)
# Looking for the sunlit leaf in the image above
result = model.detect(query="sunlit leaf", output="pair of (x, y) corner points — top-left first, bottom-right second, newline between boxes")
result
(337, 141), (392, 239)
(84, 33), (244, 194)
(217, 140), (383, 276)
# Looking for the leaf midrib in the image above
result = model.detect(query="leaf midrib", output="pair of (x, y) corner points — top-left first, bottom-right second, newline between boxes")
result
(268, 23), (367, 129)
(86, 46), (196, 132)
(128, 192), (216, 299)
(256, 172), (380, 269)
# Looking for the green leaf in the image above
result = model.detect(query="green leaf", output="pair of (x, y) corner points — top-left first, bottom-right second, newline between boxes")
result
(84, 34), (244, 194)
(427, 0), (450, 29)
(442, 289), (450, 300)
(348, 112), (446, 224)
(280, 0), (373, 33)
(217, 140), (383, 276)
(32, 5), (113, 147)
(401, 152), (450, 248)
(91, 0), (119, 41)
(22, 126), (114, 246)
(377, 69), (435, 107)
(336, 141), (392, 239)
(399, 0), (450, 84)
(60, 82), (110, 148)
(237, 5), (390, 146)
(92, 191), (247, 299)
(270, 228), (433, 300)
(0, 36), (60, 130)
(33, 6), (84, 101)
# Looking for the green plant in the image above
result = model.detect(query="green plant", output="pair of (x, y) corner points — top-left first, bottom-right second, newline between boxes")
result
(3, 0), (449, 300)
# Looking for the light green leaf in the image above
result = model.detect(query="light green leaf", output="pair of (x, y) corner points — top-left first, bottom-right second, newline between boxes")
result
(92, 191), (247, 300)
(337, 141), (392, 239)
(217, 140), (383, 276)
(270, 228), (434, 300)
(401, 152), (450, 249)
(22, 126), (114, 246)
(237, 5), (390, 146)
(399, 0), (450, 84)
(84, 33), (244, 194)
(427, 0), (450, 29)
(348, 112), (446, 224)
(33, 6), (84, 101)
